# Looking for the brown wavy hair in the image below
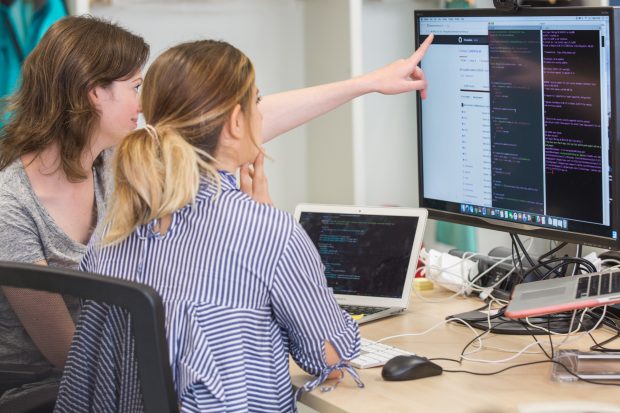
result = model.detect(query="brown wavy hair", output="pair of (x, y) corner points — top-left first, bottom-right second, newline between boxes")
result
(103, 40), (256, 244)
(0, 15), (149, 181)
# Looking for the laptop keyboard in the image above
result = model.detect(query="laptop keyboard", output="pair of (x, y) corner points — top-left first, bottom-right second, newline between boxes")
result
(341, 305), (389, 316)
(350, 338), (414, 369)
(576, 272), (620, 299)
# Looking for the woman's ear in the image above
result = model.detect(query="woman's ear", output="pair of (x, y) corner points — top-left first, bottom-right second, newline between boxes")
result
(88, 85), (109, 109)
(226, 103), (244, 140)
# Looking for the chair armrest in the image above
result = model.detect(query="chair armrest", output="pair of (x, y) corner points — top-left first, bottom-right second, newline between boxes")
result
(0, 364), (55, 394)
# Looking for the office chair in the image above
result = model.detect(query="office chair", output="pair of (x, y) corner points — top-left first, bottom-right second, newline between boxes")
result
(0, 261), (178, 413)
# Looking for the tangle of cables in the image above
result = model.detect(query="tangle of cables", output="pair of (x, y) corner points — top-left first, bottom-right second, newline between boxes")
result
(410, 234), (620, 384)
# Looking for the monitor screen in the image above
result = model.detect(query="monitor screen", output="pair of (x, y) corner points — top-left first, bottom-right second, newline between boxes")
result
(416, 7), (620, 249)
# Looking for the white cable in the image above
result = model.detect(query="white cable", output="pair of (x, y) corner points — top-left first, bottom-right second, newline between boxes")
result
(476, 344), (547, 355)
(459, 339), (549, 364)
(413, 243), (619, 364)
(376, 317), (484, 351)
(525, 310), (582, 336)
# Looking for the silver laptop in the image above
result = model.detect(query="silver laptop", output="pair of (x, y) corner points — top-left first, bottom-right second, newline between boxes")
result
(505, 270), (620, 319)
(294, 204), (427, 324)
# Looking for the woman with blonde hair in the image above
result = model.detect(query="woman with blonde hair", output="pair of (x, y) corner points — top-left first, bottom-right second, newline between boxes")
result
(55, 38), (439, 411)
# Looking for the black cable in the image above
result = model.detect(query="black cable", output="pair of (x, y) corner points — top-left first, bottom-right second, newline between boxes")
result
(539, 256), (597, 273)
(536, 255), (568, 280)
(520, 257), (596, 282)
(510, 233), (562, 281)
(510, 236), (596, 282)
(453, 305), (593, 336)
(513, 234), (539, 274)
(442, 314), (620, 386)
(452, 310), (530, 359)
(589, 330), (620, 352)
(511, 233), (560, 281)
(438, 359), (620, 386)
(441, 359), (551, 376)
(458, 323), (493, 359)
(586, 312), (620, 352)
(538, 241), (567, 261)
(510, 234), (527, 284)
(536, 241), (584, 278)
(536, 261), (575, 281)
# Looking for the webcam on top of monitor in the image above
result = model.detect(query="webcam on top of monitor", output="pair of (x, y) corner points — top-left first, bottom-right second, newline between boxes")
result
(493, 0), (520, 11)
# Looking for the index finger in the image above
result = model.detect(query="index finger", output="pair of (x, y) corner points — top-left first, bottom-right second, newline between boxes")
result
(253, 152), (266, 178)
(239, 164), (252, 195)
(408, 33), (434, 65)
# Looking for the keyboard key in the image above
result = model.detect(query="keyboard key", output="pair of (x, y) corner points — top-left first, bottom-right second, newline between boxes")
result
(589, 275), (600, 297)
(612, 273), (620, 293)
(350, 338), (414, 369)
(601, 273), (610, 295)
(576, 277), (589, 298)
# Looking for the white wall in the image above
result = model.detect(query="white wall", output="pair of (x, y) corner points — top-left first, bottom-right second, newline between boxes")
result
(361, 0), (441, 209)
(92, 0), (307, 214)
(304, 0), (357, 205)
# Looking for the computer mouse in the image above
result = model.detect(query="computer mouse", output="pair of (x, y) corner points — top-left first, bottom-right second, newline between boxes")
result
(381, 355), (443, 381)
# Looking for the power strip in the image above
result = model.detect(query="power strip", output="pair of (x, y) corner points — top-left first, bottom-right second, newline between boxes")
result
(426, 249), (478, 295)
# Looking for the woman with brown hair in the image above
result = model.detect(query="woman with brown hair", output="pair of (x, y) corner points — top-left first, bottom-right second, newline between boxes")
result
(0, 15), (149, 405)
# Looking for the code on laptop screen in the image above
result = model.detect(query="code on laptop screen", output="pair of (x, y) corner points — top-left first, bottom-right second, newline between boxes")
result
(299, 212), (419, 298)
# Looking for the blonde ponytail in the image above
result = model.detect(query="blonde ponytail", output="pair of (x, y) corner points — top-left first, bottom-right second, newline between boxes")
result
(101, 39), (256, 245)
(102, 124), (220, 245)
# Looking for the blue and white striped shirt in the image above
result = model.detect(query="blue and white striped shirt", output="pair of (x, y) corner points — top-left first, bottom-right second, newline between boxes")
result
(58, 171), (361, 412)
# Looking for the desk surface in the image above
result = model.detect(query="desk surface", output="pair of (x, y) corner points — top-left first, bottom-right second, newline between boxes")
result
(290, 288), (620, 413)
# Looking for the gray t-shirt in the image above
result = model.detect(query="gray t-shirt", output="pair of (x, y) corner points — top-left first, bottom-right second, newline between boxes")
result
(0, 156), (108, 367)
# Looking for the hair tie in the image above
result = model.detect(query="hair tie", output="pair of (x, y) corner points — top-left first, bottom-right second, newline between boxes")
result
(143, 124), (159, 143)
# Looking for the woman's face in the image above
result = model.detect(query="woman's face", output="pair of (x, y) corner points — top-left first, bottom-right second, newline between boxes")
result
(91, 70), (143, 148)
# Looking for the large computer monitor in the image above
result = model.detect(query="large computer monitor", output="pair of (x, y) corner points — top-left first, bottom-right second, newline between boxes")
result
(415, 7), (620, 249)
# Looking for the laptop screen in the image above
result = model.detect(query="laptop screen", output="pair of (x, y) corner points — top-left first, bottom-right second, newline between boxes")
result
(299, 212), (420, 298)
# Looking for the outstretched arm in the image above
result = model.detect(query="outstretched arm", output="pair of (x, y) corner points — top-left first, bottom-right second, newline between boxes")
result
(260, 34), (434, 143)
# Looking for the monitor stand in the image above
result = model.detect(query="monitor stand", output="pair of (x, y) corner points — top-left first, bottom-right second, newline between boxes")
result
(541, 242), (583, 277)
(488, 241), (583, 278)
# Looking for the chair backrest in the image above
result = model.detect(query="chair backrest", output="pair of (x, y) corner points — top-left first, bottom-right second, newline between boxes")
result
(0, 261), (178, 413)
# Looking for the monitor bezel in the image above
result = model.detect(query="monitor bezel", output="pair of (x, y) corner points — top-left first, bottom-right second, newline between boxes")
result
(415, 7), (620, 250)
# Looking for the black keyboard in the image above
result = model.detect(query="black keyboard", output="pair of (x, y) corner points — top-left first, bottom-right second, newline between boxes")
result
(341, 305), (388, 315)
(576, 272), (620, 299)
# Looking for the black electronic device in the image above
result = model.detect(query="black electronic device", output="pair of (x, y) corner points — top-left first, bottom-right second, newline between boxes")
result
(446, 309), (597, 335)
(415, 7), (620, 250)
(600, 249), (620, 262)
(493, 0), (520, 12)
(381, 355), (443, 381)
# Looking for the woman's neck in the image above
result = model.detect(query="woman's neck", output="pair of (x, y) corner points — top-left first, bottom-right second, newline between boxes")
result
(213, 153), (238, 174)
(22, 141), (101, 181)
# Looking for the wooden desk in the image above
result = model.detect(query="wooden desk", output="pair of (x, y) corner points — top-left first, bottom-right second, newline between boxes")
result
(290, 289), (620, 413)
